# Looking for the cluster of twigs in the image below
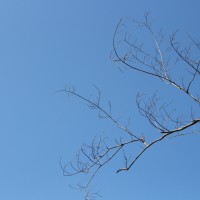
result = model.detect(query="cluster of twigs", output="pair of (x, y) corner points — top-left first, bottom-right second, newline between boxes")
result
(59, 13), (200, 199)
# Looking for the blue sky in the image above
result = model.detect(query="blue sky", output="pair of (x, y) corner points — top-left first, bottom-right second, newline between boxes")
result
(0, 0), (200, 199)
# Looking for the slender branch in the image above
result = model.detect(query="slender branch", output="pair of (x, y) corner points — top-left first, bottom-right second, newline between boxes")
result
(116, 118), (200, 173)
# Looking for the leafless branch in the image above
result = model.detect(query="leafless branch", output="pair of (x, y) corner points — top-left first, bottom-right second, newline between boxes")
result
(59, 13), (200, 199)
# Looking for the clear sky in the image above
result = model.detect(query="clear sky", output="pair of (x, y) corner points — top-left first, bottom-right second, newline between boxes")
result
(0, 0), (200, 199)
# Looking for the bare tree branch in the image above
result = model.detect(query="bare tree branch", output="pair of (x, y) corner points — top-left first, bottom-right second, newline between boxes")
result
(59, 13), (200, 199)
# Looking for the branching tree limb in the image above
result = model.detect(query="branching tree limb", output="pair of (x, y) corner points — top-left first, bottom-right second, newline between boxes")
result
(58, 13), (200, 199)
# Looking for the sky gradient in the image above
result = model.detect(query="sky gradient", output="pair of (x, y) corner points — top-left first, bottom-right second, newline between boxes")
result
(0, 0), (200, 199)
